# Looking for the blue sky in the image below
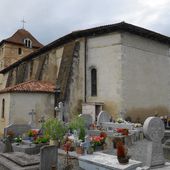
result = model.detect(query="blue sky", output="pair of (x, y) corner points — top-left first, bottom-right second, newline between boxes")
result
(0, 0), (170, 45)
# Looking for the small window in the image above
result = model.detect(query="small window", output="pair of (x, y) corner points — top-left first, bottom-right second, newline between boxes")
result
(24, 38), (32, 48)
(30, 61), (34, 77)
(1, 99), (5, 118)
(91, 68), (97, 96)
(18, 48), (22, 55)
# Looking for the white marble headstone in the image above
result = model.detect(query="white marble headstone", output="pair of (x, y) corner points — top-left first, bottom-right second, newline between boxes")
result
(143, 117), (165, 167)
(97, 111), (111, 126)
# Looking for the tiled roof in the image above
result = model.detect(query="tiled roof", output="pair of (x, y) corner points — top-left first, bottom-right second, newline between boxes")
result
(0, 29), (43, 48)
(1, 22), (170, 74)
(0, 80), (55, 94)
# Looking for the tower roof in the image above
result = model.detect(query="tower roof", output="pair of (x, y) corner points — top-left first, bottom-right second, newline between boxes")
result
(0, 29), (43, 48)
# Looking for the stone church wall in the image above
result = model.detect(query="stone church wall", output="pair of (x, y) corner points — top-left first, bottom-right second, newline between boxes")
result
(9, 93), (54, 127)
(3, 46), (63, 88)
(86, 32), (122, 118)
(121, 32), (170, 122)
(0, 43), (35, 70)
(0, 93), (10, 135)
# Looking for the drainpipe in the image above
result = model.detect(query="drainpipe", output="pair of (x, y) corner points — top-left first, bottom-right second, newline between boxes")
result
(84, 37), (87, 103)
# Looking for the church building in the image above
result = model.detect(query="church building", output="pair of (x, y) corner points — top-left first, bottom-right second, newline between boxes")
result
(0, 22), (170, 134)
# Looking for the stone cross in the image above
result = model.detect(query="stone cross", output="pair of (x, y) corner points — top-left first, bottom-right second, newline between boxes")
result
(143, 117), (165, 167)
(28, 110), (36, 128)
(58, 102), (64, 121)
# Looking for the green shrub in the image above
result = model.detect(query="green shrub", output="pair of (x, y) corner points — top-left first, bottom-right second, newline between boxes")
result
(43, 119), (67, 141)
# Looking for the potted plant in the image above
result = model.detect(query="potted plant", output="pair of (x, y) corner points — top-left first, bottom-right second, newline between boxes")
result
(69, 116), (86, 141)
(116, 140), (130, 164)
(74, 139), (84, 155)
(90, 132), (107, 151)
(43, 118), (67, 146)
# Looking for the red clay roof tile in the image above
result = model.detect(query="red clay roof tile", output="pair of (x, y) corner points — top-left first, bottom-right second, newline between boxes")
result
(0, 80), (55, 94)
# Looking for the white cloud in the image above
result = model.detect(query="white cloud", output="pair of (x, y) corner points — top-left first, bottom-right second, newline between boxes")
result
(0, 0), (169, 45)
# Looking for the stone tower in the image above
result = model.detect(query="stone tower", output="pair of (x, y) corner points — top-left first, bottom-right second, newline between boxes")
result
(0, 29), (43, 70)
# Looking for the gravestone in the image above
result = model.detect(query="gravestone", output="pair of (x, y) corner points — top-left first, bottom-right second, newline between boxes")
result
(143, 117), (165, 167)
(97, 111), (111, 126)
(40, 145), (58, 170)
(4, 124), (31, 138)
(79, 114), (93, 128)
(163, 139), (170, 160)
(3, 136), (13, 153)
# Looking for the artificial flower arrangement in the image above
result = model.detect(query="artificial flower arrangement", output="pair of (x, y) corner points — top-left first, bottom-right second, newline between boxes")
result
(116, 128), (129, 136)
(90, 132), (107, 150)
(33, 136), (49, 144)
(62, 136), (75, 152)
(116, 118), (124, 123)
(27, 129), (39, 137)
(14, 136), (22, 143)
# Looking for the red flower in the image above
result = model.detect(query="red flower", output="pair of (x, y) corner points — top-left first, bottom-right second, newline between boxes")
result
(116, 128), (129, 136)
(100, 132), (107, 139)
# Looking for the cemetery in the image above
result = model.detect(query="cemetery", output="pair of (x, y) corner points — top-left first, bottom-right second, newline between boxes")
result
(0, 110), (170, 170)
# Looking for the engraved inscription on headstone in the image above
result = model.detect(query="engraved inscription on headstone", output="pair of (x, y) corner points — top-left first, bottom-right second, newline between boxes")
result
(143, 117), (165, 167)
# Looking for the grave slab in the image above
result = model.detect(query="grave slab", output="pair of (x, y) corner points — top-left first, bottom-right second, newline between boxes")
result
(0, 152), (39, 170)
(79, 152), (142, 170)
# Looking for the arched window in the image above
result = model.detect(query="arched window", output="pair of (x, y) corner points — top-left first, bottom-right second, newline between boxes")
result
(1, 99), (5, 118)
(24, 38), (32, 48)
(91, 68), (97, 96)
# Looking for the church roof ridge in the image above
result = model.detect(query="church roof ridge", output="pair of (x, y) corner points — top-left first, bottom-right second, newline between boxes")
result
(0, 28), (43, 48)
(1, 21), (170, 74)
(0, 80), (55, 94)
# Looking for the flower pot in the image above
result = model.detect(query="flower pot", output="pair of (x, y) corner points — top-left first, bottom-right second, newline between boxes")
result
(117, 156), (130, 164)
(93, 145), (103, 151)
(87, 147), (94, 154)
(76, 146), (84, 155)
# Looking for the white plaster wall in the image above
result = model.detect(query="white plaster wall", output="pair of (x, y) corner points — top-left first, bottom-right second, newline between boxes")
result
(10, 93), (54, 127)
(0, 93), (10, 134)
(121, 32), (170, 120)
(86, 33), (122, 116)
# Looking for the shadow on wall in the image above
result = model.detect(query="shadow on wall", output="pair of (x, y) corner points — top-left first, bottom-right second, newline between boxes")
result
(125, 106), (169, 123)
